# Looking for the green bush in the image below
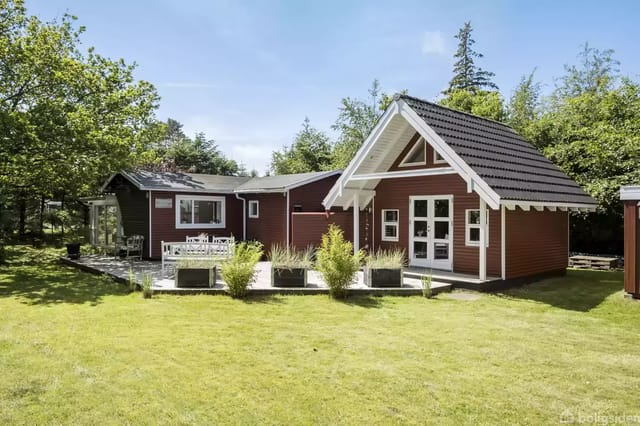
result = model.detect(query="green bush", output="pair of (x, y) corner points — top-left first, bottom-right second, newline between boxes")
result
(220, 241), (263, 298)
(269, 244), (313, 269)
(421, 273), (433, 299)
(315, 224), (363, 299)
(365, 248), (406, 269)
(141, 274), (153, 299)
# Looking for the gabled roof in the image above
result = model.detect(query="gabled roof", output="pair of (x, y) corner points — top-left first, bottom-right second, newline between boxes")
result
(234, 170), (341, 193)
(324, 94), (597, 210)
(400, 95), (595, 206)
(102, 170), (251, 193)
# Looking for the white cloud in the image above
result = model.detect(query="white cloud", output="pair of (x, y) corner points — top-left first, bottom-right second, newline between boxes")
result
(421, 31), (447, 55)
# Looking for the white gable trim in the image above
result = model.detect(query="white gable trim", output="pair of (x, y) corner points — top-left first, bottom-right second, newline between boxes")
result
(398, 137), (426, 167)
(322, 102), (401, 209)
(397, 100), (501, 209)
(349, 167), (456, 181)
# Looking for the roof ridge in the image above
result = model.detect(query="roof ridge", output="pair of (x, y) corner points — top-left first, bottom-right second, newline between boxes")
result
(396, 93), (517, 131)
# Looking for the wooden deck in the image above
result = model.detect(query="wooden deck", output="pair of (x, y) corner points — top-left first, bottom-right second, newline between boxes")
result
(568, 255), (620, 270)
(60, 255), (459, 296)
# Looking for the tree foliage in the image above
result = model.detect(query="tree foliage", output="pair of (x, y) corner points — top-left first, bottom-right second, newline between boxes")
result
(440, 89), (505, 122)
(0, 0), (160, 242)
(270, 117), (332, 175)
(444, 22), (498, 94)
(507, 70), (542, 139)
(331, 80), (404, 169)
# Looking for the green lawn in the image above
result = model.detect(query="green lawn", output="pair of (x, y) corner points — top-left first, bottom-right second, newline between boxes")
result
(0, 246), (638, 424)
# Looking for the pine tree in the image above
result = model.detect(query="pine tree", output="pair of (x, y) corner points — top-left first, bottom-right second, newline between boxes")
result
(445, 22), (498, 93)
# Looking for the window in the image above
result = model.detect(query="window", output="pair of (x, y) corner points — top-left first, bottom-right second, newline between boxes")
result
(175, 195), (225, 229)
(434, 150), (446, 164)
(465, 209), (489, 246)
(248, 200), (259, 218)
(399, 138), (426, 167)
(381, 209), (399, 242)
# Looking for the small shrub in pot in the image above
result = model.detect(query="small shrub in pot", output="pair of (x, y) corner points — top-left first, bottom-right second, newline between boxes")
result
(220, 241), (263, 298)
(315, 224), (363, 299)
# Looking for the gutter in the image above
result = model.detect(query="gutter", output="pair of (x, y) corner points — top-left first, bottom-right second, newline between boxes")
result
(235, 193), (247, 240)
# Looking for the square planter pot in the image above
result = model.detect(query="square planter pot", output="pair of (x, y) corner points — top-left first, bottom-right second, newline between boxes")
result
(176, 267), (216, 288)
(271, 267), (307, 288)
(65, 243), (81, 260)
(364, 267), (403, 288)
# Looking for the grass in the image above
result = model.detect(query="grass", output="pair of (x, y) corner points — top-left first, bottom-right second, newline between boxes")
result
(1, 246), (639, 424)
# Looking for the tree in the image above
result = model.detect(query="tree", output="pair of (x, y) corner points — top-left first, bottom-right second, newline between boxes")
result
(331, 80), (404, 169)
(0, 0), (160, 242)
(440, 89), (506, 122)
(270, 117), (332, 174)
(507, 70), (542, 139)
(444, 22), (498, 94)
(165, 132), (240, 175)
(525, 46), (638, 254)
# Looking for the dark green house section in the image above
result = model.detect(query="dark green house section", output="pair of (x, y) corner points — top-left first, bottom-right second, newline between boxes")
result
(104, 174), (149, 257)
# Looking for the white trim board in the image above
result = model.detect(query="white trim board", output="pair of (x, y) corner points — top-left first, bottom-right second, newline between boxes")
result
(348, 167), (456, 181)
(501, 200), (598, 211)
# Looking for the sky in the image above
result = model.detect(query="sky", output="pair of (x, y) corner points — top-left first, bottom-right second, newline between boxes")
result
(27, 0), (640, 174)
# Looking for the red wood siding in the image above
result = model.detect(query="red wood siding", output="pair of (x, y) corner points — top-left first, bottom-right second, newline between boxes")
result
(389, 132), (449, 171)
(373, 174), (501, 276)
(289, 175), (339, 212)
(623, 201), (640, 296)
(150, 192), (243, 258)
(292, 209), (372, 250)
(246, 193), (287, 252)
(505, 208), (568, 279)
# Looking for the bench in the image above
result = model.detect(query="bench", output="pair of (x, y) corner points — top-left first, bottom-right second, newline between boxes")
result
(161, 238), (235, 275)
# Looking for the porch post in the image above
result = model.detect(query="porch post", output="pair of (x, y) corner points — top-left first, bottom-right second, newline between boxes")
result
(479, 199), (487, 281)
(353, 194), (360, 254)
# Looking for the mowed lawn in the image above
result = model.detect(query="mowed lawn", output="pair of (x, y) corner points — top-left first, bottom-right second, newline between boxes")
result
(0, 247), (638, 424)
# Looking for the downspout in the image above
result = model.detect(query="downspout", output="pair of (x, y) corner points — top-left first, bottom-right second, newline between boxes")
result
(235, 193), (247, 240)
(148, 191), (152, 258)
(286, 190), (290, 247)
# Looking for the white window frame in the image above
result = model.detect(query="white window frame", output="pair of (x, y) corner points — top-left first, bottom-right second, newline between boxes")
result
(434, 149), (447, 164)
(248, 200), (259, 218)
(175, 195), (225, 229)
(399, 137), (426, 167)
(465, 209), (489, 247)
(381, 209), (400, 242)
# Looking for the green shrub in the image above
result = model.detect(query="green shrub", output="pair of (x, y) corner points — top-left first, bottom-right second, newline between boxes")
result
(269, 244), (313, 269)
(365, 248), (406, 269)
(128, 267), (136, 293)
(141, 274), (153, 299)
(421, 272), (433, 299)
(315, 224), (363, 299)
(220, 241), (263, 298)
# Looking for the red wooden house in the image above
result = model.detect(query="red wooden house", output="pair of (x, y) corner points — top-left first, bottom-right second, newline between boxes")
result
(101, 94), (596, 287)
(322, 95), (597, 283)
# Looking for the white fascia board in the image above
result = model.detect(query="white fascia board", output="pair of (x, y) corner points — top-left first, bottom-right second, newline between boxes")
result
(620, 185), (640, 200)
(397, 100), (501, 210)
(501, 200), (598, 211)
(349, 167), (456, 181)
(283, 170), (343, 191)
(322, 102), (401, 209)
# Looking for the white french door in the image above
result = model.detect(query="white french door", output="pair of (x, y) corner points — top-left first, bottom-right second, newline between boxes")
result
(409, 195), (453, 270)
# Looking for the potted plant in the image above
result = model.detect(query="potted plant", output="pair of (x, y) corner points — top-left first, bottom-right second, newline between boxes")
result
(364, 249), (406, 288)
(269, 245), (313, 288)
(65, 242), (81, 259)
(220, 242), (263, 298)
(175, 258), (217, 288)
(315, 225), (363, 298)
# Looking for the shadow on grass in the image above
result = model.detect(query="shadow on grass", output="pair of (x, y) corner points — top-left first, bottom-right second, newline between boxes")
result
(241, 295), (287, 305)
(497, 269), (623, 312)
(0, 246), (128, 306)
(339, 295), (385, 309)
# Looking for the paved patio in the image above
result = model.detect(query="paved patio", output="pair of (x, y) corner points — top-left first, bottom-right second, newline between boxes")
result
(60, 255), (453, 296)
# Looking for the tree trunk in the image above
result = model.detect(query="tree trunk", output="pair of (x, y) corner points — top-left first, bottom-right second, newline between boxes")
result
(18, 196), (26, 240)
(39, 195), (45, 239)
(60, 193), (65, 242)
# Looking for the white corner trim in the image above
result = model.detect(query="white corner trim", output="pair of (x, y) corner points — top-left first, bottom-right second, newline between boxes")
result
(148, 191), (152, 258)
(397, 100), (501, 210)
(322, 102), (400, 209)
(501, 205), (506, 280)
